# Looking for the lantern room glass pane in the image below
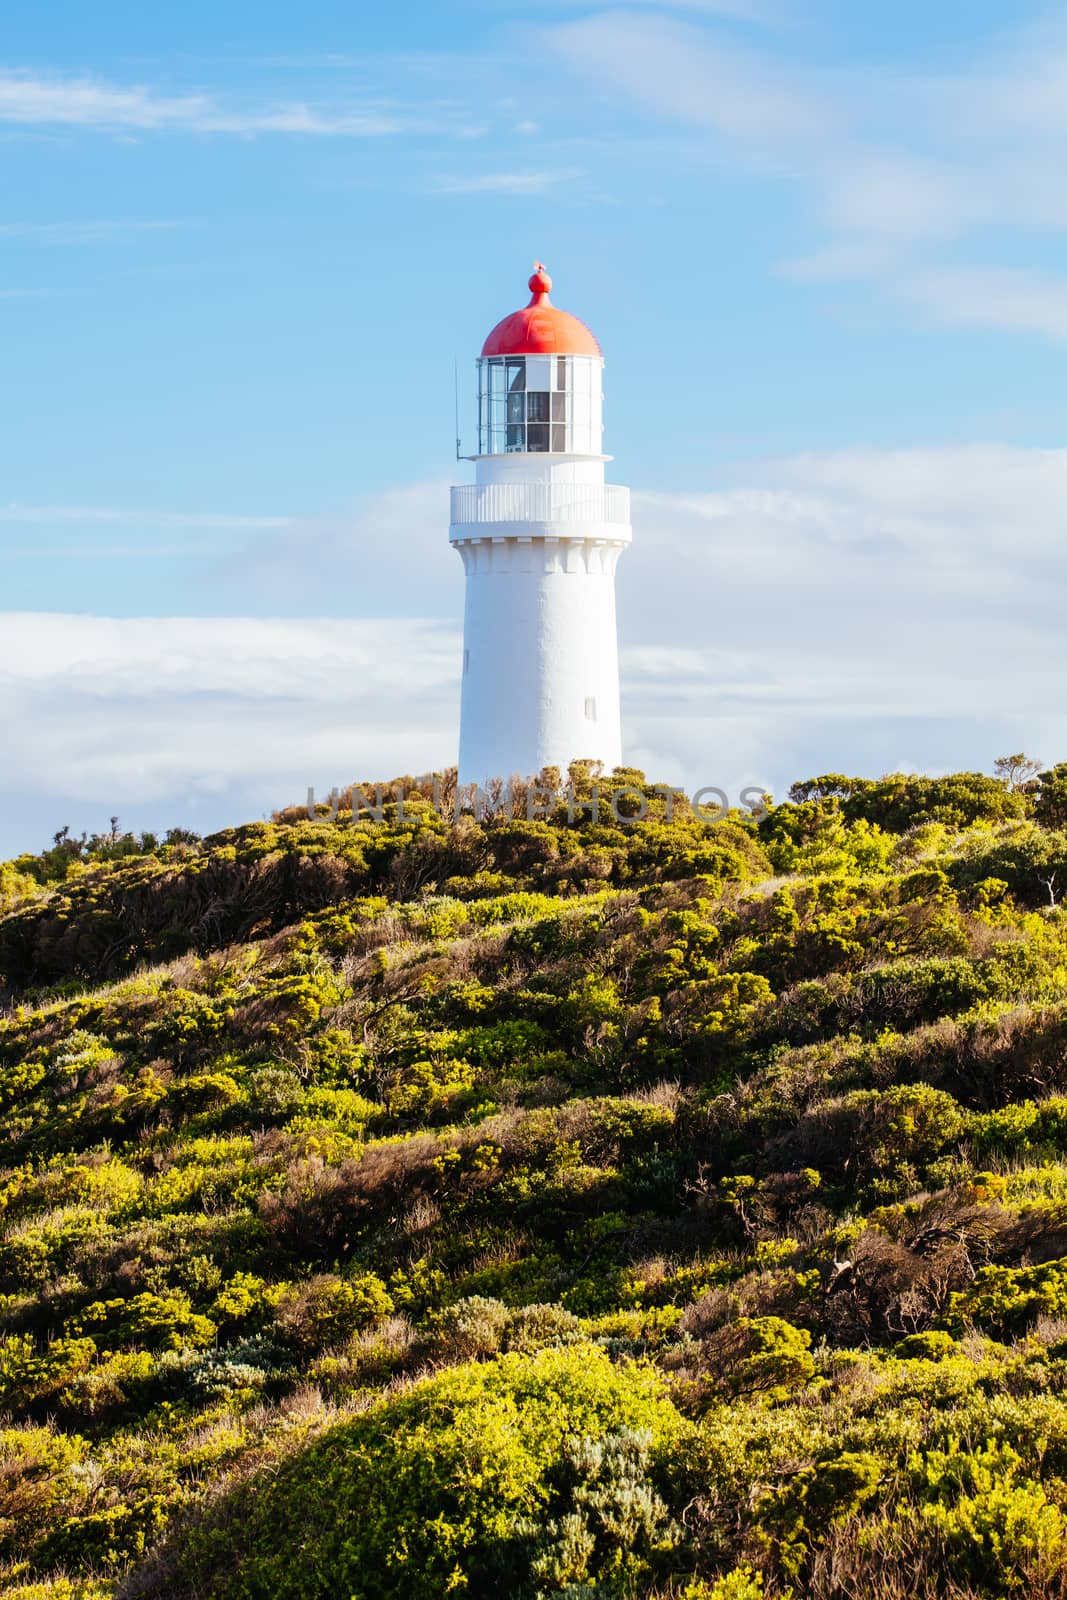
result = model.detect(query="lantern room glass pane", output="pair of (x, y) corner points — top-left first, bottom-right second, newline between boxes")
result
(526, 356), (551, 391)
(507, 360), (525, 393)
(551, 392), (566, 422)
(551, 424), (567, 452)
(526, 390), (550, 423)
(506, 392), (524, 425)
(526, 423), (549, 452)
(506, 423), (525, 451)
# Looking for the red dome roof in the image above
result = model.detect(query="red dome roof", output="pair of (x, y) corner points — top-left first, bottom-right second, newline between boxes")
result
(481, 264), (601, 359)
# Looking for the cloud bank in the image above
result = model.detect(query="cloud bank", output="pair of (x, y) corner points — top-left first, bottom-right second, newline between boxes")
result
(3, 442), (1064, 854)
(0, 617), (461, 852)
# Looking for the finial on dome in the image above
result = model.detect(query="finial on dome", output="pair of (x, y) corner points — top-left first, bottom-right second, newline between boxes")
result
(528, 262), (552, 300)
(480, 263), (601, 357)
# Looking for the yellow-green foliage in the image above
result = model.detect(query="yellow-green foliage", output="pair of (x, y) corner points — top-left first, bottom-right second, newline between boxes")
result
(2, 769), (1067, 1597)
(0, 860), (41, 911)
(0, 1583), (114, 1599)
(168, 1343), (681, 1600)
(687, 1572), (764, 1600)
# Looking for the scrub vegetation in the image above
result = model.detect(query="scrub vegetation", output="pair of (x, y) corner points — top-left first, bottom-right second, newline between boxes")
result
(5, 759), (1067, 1596)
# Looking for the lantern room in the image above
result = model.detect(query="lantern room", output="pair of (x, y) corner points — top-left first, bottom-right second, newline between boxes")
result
(476, 265), (605, 456)
(477, 353), (603, 455)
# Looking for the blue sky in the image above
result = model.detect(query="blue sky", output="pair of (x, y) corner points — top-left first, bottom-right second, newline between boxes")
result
(3, 1), (1067, 854)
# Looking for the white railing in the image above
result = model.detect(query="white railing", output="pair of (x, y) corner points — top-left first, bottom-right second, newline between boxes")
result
(450, 482), (630, 527)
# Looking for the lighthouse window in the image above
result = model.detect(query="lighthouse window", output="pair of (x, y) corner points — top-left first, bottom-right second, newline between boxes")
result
(526, 390), (550, 423)
(525, 356), (552, 391)
(506, 424), (525, 452)
(551, 425), (567, 451)
(526, 423), (550, 452)
(555, 356), (567, 390)
(507, 392), (525, 425)
(551, 392), (566, 422)
(506, 360), (525, 393)
(584, 697), (597, 721)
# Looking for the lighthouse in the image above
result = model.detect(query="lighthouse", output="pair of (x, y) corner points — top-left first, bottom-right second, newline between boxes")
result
(450, 265), (632, 785)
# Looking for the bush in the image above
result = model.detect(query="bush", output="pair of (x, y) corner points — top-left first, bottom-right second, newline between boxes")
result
(65, 1291), (215, 1352)
(505, 1303), (583, 1354)
(687, 1572), (763, 1600)
(521, 1427), (678, 1594)
(430, 1295), (510, 1359)
(271, 1273), (393, 1352)
(915, 1441), (1067, 1593)
(670, 1316), (815, 1410)
(143, 1345), (683, 1600)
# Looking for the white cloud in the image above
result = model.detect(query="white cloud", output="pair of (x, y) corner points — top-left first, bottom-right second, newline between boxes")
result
(0, 483), (464, 610)
(4, 443), (1067, 852)
(0, 615), (461, 848)
(545, 11), (1067, 336)
(777, 241), (902, 282)
(916, 20), (1067, 142)
(613, 442), (1067, 792)
(0, 73), (215, 129)
(435, 169), (582, 195)
(905, 266), (1067, 341)
(0, 68), (429, 137)
(230, 480), (460, 615)
(0, 614), (457, 703)
(817, 152), (979, 241)
(549, 14), (832, 144)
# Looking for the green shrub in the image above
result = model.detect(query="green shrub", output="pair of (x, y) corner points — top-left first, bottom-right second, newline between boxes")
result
(520, 1427), (678, 1594)
(160, 1344), (682, 1600)
(914, 1441), (1067, 1593)
(270, 1273), (393, 1351)
(505, 1303), (583, 1354)
(691, 1572), (764, 1600)
(948, 1257), (1067, 1337)
(430, 1294), (510, 1359)
(895, 1330), (957, 1361)
(673, 1316), (815, 1410)
(65, 1291), (215, 1352)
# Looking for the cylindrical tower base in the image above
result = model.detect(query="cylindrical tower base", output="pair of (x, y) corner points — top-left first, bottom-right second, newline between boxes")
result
(455, 535), (626, 784)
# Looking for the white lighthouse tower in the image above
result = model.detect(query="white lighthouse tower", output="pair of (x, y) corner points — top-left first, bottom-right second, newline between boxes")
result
(450, 264), (631, 784)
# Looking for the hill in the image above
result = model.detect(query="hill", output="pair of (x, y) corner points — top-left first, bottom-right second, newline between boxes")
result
(5, 765), (1067, 1598)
